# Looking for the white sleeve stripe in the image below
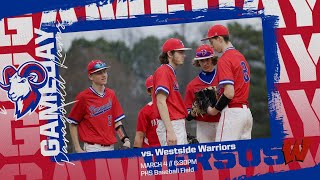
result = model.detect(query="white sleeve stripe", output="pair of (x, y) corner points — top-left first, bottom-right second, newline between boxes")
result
(68, 118), (78, 124)
(115, 114), (125, 122)
(155, 87), (169, 95)
(219, 80), (234, 85)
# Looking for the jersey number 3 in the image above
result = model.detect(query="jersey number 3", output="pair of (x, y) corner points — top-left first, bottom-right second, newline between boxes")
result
(240, 61), (250, 82)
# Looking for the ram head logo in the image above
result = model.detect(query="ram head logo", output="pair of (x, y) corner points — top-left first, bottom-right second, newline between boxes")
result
(0, 61), (48, 119)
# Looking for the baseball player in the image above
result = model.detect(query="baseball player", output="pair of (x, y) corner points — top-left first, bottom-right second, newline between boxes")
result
(133, 75), (160, 148)
(184, 44), (221, 143)
(202, 24), (253, 142)
(153, 38), (191, 146)
(68, 60), (131, 152)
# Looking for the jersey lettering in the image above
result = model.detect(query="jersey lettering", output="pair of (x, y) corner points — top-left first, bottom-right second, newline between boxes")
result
(89, 100), (112, 117)
(151, 119), (157, 126)
(240, 61), (250, 82)
(108, 115), (112, 126)
(173, 81), (179, 91)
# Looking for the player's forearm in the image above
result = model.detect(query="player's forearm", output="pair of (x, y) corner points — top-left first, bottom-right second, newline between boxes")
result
(207, 84), (234, 115)
(69, 124), (82, 151)
(133, 131), (144, 148)
(157, 100), (174, 133)
(115, 121), (130, 142)
(223, 84), (234, 99)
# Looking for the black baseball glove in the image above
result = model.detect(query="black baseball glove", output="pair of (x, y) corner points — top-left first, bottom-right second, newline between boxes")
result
(187, 133), (199, 144)
(192, 86), (218, 116)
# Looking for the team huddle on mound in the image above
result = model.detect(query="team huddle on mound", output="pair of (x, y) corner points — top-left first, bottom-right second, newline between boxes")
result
(68, 24), (253, 152)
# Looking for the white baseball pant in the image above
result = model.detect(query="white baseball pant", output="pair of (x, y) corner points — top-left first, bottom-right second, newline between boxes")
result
(156, 119), (188, 146)
(84, 143), (114, 152)
(197, 121), (218, 143)
(215, 105), (253, 142)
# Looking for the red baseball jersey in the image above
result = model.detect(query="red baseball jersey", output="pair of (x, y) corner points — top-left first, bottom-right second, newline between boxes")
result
(217, 48), (250, 106)
(68, 87), (125, 145)
(184, 70), (221, 122)
(136, 102), (160, 147)
(152, 64), (188, 120)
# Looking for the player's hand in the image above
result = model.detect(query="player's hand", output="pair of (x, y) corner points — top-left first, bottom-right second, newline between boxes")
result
(123, 139), (131, 148)
(207, 106), (218, 116)
(190, 110), (196, 117)
(166, 131), (177, 146)
(75, 147), (86, 153)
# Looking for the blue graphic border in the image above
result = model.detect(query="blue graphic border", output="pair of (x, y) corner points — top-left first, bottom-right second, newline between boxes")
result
(43, 6), (284, 162)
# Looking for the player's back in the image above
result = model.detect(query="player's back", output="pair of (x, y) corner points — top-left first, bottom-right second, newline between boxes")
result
(139, 103), (160, 147)
(219, 49), (250, 105)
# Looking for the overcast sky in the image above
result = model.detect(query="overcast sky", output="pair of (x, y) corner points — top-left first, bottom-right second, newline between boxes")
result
(60, 17), (262, 50)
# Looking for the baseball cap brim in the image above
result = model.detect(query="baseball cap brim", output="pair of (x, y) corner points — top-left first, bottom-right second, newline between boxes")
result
(89, 66), (110, 74)
(193, 54), (215, 60)
(201, 36), (214, 41)
(174, 47), (192, 51)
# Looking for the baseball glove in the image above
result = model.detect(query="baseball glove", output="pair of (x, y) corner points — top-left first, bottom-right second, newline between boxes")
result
(187, 133), (199, 144)
(192, 86), (218, 116)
